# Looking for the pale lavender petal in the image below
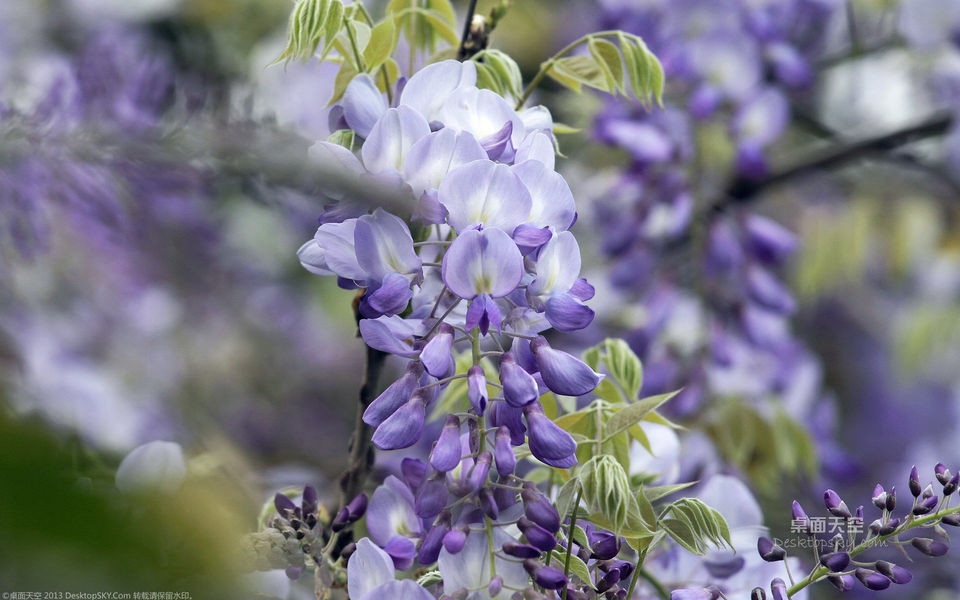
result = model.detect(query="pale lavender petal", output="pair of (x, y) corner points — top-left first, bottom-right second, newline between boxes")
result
(358, 316), (422, 357)
(436, 87), (524, 148)
(438, 526), (528, 597)
(478, 120), (514, 160)
(308, 141), (364, 175)
(347, 538), (396, 600)
(467, 365), (488, 415)
(343, 74), (388, 138)
(440, 161), (531, 232)
(382, 535), (418, 570)
(365, 272), (414, 316)
(430, 415), (463, 472)
(362, 106), (431, 175)
(735, 87), (789, 146)
(500, 353), (539, 408)
(356, 580), (434, 600)
(441, 228), (524, 299)
(363, 363), (421, 427)
(416, 189), (448, 225)
(569, 278), (595, 301)
(528, 231), (581, 297)
(512, 223), (552, 249)
(512, 161), (576, 231)
(518, 105), (554, 133)
(464, 293), (503, 335)
(366, 475), (419, 546)
(400, 59), (477, 121)
(403, 128), (487, 196)
(515, 129), (555, 170)
(354, 208), (422, 282)
(297, 239), (334, 275)
(311, 219), (366, 282)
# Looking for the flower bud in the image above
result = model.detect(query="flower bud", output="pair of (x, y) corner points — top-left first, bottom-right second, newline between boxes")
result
(589, 529), (621, 561)
(418, 522), (448, 565)
(494, 425), (517, 477)
(500, 353), (539, 407)
(519, 516), (558, 552)
(522, 483), (561, 533)
(935, 462), (951, 486)
(941, 513), (960, 527)
(757, 537), (786, 562)
(415, 479), (448, 519)
(750, 589), (766, 600)
(886, 486), (897, 512)
(595, 569), (620, 594)
(116, 441), (187, 496)
(479, 488), (499, 520)
(823, 489), (851, 518)
(827, 574), (854, 591)
(401, 458), (427, 489)
(769, 579), (788, 600)
(872, 484), (887, 510)
(791, 500), (810, 533)
(274, 492), (297, 518)
(878, 517), (900, 536)
(911, 537), (949, 557)
(443, 526), (468, 554)
(502, 541), (542, 559)
(467, 365), (488, 415)
(855, 568), (890, 591)
(909, 466), (922, 498)
(875, 560), (912, 584)
(912, 494), (938, 516)
(819, 551), (850, 572)
(530, 336), (602, 396)
(488, 576), (503, 597)
(944, 472), (959, 496)
(523, 560), (567, 590)
(420, 323), (455, 378)
(430, 415), (463, 472)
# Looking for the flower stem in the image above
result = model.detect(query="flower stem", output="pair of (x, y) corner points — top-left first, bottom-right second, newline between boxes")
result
(561, 484), (583, 600)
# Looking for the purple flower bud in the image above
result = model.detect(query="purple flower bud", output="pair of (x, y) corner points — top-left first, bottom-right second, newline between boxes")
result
(875, 560), (912, 584)
(923, 483), (935, 498)
(769, 578), (788, 600)
(855, 568), (891, 591)
(274, 493), (297, 517)
(886, 486), (897, 512)
(519, 516), (558, 552)
(820, 551), (850, 572)
(488, 401), (526, 445)
(744, 214), (798, 265)
(415, 479), (448, 519)
(879, 517), (901, 536)
(530, 336), (602, 397)
(467, 365), (488, 415)
(429, 415), (462, 472)
(945, 472), (959, 496)
(824, 489), (852, 518)
(523, 403), (577, 468)
(479, 488), (499, 520)
(750, 588), (766, 600)
(500, 353), (539, 408)
(401, 458), (427, 490)
(827, 574), (854, 591)
(757, 536), (786, 562)
(466, 451), (493, 492)
(285, 566), (303, 580)
(488, 576), (503, 597)
(595, 568), (621, 593)
(703, 554), (745, 579)
(872, 484), (886, 510)
(589, 529), (621, 560)
(524, 560), (567, 590)
(791, 500), (810, 532)
(935, 463), (951, 485)
(941, 513), (960, 527)
(522, 484), (562, 533)
(913, 494), (938, 515)
(669, 588), (720, 600)
(443, 527), (467, 554)
(371, 391), (427, 450)
(502, 541), (542, 559)
(363, 363), (421, 427)
(302, 486), (319, 516)
(910, 466), (922, 498)
(419, 523), (448, 565)
(420, 323), (455, 378)
(911, 537), (949, 557)
(494, 425), (517, 477)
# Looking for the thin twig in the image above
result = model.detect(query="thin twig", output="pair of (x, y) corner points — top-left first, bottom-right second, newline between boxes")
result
(456, 0), (481, 61)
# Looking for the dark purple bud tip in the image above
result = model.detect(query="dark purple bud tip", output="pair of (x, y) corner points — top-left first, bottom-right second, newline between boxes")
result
(791, 500), (810, 532)
(855, 568), (891, 591)
(875, 560), (913, 584)
(274, 493), (297, 517)
(302, 486), (319, 515)
(944, 472), (959, 496)
(824, 489), (852, 518)
(502, 541), (542, 559)
(941, 513), (960, 527)
(522, 485), (562, 533)
(827, 574), (854, 592)
(935, 462), (951, 486)
(910, 466), (922, 498)
(886, 486), (897, 512)
(589, 530), (621, 561)
(518, 517), (558, 552)
(340, 541), (357, 559)
(757, 536), (786, 562)
(750, 588), (766, 600)
(820, 551), (850, 572)
(913, 494), (939, 516)
(331, 506), (350, 532)
(346, 492), (368, 520)
(911, 537), (949, 557)
(524, 560), (568, 590)
(879, 517), (901, 536)
(595, 568), (620, 593)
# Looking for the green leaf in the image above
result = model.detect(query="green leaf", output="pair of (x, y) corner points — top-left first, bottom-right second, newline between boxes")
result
(566, 554), (593, 585)
(416, 570), (443, 587)
(276, 0), (344, 64)
(601, 339), (644, 401)
(548, 55), (608, 93)
(330, 61), (359, 104)
(642, 481), (696, 503)
(473, 49), (524, 100)
(326, 129), (355, 149)
(580, 456), (632, 533)
(588, 38), (624, 94)
(605, 390), (680, 440)
(552, 122), (582, 135)
(387, 1), (458, 53)
(555, 477), (580, 521)
(363, 18), (398, 71)
(659, 498), (731, 555)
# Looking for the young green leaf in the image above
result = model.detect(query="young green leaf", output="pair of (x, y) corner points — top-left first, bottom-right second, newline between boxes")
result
(659, 498), (731, 555)
(588, 37), (624, 94)
(604, 390), (680, 440)
(472, 49), (524, 100)
(555, 477), (581, 521)
(276, 0), (345, 64)
(566, 554), (593, 585)
(363, 18), (398, 71)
